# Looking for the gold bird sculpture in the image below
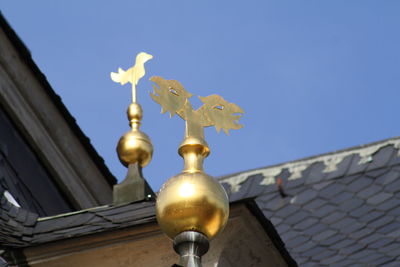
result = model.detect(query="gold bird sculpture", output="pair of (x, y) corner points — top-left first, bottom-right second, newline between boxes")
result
(111, 52), (153, 102)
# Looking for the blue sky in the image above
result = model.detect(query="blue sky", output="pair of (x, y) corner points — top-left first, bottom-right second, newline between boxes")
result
(1, 1), (400, 190)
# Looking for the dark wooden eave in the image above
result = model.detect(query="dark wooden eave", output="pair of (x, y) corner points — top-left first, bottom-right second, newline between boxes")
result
(0, 12), (116, 187)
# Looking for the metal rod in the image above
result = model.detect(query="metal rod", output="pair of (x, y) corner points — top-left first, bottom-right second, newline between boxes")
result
(173, 231), (209, 267)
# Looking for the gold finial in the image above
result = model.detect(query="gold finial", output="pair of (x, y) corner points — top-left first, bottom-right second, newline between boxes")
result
(150, 76), (244, 240)
(111, 52), (153, 168)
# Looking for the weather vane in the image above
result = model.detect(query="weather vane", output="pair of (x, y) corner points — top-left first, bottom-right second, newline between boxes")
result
(150, 76), (244, 267)
(111, 52), (154, 204)
(111, 52), (153, 103)
(150, 76), (243, 138)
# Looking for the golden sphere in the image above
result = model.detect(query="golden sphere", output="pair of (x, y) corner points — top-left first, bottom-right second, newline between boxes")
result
(127, 103), (143, 122)
(156, 172), (229, 240)
(117, 130), (153, 167)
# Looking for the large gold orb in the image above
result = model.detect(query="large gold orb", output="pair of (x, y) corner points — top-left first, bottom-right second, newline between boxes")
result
(156, 172), (229, 240)
(117, 130), (153, 167)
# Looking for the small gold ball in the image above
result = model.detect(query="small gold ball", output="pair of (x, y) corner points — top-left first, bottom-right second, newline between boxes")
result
(127, 103), (143, 122)
(117, 130), (153, 167)
(156, 172), (229, 240)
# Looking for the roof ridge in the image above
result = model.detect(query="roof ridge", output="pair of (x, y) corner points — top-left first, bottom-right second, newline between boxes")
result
(220, 136), (400, 180)
(220, 136), (400, 192)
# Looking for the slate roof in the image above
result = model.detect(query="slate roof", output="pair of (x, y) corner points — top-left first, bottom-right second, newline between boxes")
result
(0, 188), (296, 266)
(220, 136), (400, 266)
(0, 184), (155, 248)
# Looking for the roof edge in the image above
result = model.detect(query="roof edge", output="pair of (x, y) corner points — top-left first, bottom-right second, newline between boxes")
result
(0, 12), (116, 186)
(219, 136), (400, 182)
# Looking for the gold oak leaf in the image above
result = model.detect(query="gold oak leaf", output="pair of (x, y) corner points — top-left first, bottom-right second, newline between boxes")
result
(150, 76), (192, 117)
(199, 94), (244, 135)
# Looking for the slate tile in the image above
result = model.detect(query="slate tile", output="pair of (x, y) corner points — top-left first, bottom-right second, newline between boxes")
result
(303, 162), (327, 185)
(291, 240), (316, 253)
(290, 189), (317, 205)
(312, 180), (333, 190)
(285, 210), (310, 225)
(346, 176), (373, 193)
(346, 154), (369, 176)
(334, 259), (357, 267)
(350, 204), (373, 217)
(286, 176), (305, 189)
(381, 261), (400, 267)
(319, 183), (346, 199)
(243, 173), (268, 198)
(359, 210), (385, 224)
(323, 254), (345, 265)
(366, 145), (395, 171)
(357, 185), (382, 199)
(348, 227), (374, 240)
(301, 245), (325, 258)
(311, 249), (336, 261)
(330, 191), (354, 205)
(319, 233), (345, 246)
(376, 170), (400, 185)
(366, 168), (389, 178)
(276, 223), (290, 234)
(301, 261), (319, 267)
(312, 229), (337, 242)
(358, 252), (386, 264)
(331, 217), (358, 230)
(389, 206), (400, 218)
(369, 256), (395, 266)
(367, 192), (393, 205)
(312, 204), (336, 218)
(288, 235), (310, 247)
(358, 233), (383, 246)
(294, 217), (319, 231)
(260, 208), (273, 219)
(387, 228), (400, 238)
(338, 198), (364, 212)
(303, 198), (327, 211)
(377, 198), (399, 211)
(331, 238), (356, 250)
(369, 215), (394, 229)
(293, 256), (308, 265)
(368, 238), (394, 249)
(280, 229), (302, 242)
(321, 211), (346, 224)
(303, 223), (328, 236)
(377, 221), (400, 234)
(270, 217), (282, 225)
(338, 173), (361, 185)
(379, 242), (400, 254)
(392, 165), (400, 172)
(255, 192), (277, 204)
(24, 212), (38, 227)
(264, 196), (288, 211)
(389, 152), (400, 166)
(325, 154), (354, 180)
(340, 221), (365, 234)
(384, 244), (400, 257)
(8, 205), (18, 217)
(275, 203), (300, 218)
(339, 243), (364, 255)
(384, 179), (400, 193)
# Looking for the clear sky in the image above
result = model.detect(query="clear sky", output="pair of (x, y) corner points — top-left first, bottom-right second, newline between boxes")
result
(1, 1), (400, 191)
